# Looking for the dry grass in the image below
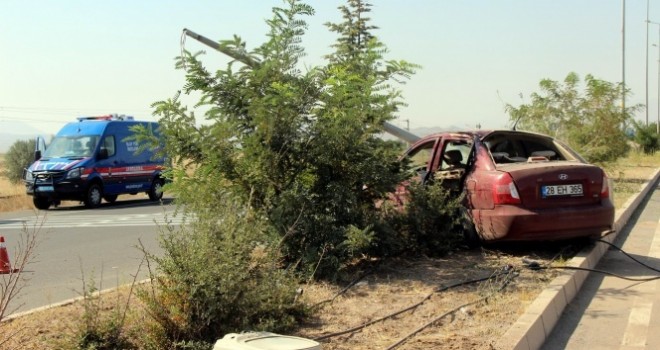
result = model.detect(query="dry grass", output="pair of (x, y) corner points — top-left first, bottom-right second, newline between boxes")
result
(295, 252), (557, 350)
(0, 155), (34, 212)
(0, 250), (560, 350)
(0, 151), (658, 349)
(606, 151), (660, 208)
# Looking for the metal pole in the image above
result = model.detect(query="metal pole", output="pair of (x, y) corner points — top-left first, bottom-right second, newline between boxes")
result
(646, 0), (650, 126)
(622, 0), (626, 119)
(651, 22), (660, 134)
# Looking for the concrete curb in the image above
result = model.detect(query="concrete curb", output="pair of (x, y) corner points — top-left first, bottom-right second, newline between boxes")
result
(497, 167), (660, 350)
(2, 278), (151, 322)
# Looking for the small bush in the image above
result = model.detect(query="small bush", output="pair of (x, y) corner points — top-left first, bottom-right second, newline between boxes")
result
(378, 181), (464, 257)
(633, 121), (659, 154)
(72, 273), (134, 350)
(1, 139), (36, 184)
(138, 189), (307, 347)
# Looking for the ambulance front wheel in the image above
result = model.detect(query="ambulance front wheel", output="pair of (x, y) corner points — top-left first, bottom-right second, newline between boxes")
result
(85, 183), (103, 208)
(33, 197), (51, 210)
(148, 178), (164, 201)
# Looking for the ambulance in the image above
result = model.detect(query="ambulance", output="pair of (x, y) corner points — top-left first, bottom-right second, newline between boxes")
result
(23, 114), (166, 209)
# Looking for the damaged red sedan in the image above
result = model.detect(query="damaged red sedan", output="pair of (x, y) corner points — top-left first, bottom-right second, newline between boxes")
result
(395, 130), (615, 244)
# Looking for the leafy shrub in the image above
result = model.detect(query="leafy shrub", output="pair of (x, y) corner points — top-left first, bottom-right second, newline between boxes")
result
(1, 139), (35, 184)
(506, 72), (639, 163)
(378, 181), (464, 257)
(151, 0), (416, 279)
(633, 121), (659, 154)
(72, 273), (134, 350)
(138, 189), (307, 347)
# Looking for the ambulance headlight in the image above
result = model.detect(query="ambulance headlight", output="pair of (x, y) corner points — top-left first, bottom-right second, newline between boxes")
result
(66, 167), (83, 179)
(23, 169), (33, 181)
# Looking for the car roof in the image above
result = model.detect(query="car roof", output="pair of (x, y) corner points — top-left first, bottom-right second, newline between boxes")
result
(414, 129), (555, 143)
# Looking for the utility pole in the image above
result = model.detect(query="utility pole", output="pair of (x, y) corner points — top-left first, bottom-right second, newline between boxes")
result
(622, 0), (627, 120)
(652, 22), (660, 134)
(646, 0), (650, 126)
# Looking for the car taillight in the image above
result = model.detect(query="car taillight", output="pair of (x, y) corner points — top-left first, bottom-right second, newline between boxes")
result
(493, 173), (521, 205)
(600, 173), (610, 199)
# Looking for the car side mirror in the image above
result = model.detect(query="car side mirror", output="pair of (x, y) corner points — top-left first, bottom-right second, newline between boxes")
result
(34, 150), (42, 161)
(98, 148), (109, 160)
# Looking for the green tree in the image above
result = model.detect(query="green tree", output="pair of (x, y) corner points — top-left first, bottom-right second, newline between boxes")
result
(152, 0), (417, 277)
(506, 72), (642, 163)
(632, 121), (659, 154)
(1, 139), (36, 184)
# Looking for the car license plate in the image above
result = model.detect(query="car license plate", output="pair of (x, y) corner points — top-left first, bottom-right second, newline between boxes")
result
(36, 186), (54, 192)
(542, 184), (583, 197)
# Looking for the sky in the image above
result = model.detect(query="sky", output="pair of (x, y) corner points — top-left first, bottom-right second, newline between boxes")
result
(1, 0), (658, 138)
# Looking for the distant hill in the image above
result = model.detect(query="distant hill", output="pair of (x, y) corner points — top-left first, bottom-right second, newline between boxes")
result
(0, 133), (39, 154)
(0, 121), (46, 153)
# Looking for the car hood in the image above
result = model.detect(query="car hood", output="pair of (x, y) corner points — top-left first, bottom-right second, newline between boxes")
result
(29, 157), (91, 172)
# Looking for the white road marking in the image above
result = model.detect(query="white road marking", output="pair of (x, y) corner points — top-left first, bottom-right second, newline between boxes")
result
(620, 218), (660, 348)
(621, 299), (653, 347)
(0, 212), (186, 229)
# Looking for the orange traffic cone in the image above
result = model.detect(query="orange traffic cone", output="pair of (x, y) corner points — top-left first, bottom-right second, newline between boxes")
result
(0, 236), (18, 274)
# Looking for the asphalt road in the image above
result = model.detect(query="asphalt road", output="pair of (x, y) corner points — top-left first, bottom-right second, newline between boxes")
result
(0, 197), (184, 316)
(543, 184), (660, 349)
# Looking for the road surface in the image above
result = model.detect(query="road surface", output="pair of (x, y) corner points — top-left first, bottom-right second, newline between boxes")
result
(543, 184), (660, 349)
(0, 197), (185, 316)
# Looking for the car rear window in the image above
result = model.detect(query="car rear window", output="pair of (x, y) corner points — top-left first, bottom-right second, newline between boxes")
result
(484, 133), (568, 164)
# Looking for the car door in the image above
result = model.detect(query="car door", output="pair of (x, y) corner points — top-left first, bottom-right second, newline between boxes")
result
(430, 136), (473, 195)
(391, 136), (442, 208)
(96, 134), (122, 194)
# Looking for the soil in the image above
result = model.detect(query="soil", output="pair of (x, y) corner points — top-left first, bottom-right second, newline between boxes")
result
(0, 243), (574, 350)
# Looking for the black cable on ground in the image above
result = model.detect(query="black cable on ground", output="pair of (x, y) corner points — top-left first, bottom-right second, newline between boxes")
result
(313, 265), (514, 342)
(384, 267), (518, 350)
(522, 258), (660, 282)
(311, 264), (378, 310)
(595, 238), (660, 274)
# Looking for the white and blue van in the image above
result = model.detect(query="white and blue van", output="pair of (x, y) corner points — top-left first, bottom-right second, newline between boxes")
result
(23, 114), (166, 209)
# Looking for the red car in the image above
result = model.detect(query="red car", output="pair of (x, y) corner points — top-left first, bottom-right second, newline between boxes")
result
(396, 130), (615, 244)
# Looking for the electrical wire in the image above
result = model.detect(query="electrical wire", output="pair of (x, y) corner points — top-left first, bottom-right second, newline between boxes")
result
(531, 264), (660, 282)
(316, 239), (658, 348)
(313, 265), (515, 342)
(311, 265), (377, 310)
(384, 267), (518, 350)
(595, 238), (660, 274)
(522, 239), (660, 284)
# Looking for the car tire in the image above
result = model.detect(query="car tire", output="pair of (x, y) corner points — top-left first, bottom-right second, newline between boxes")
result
(103, 194), (118, 203)
(33, 197), (51, 210)
(85, 183), (103, 208)
(148, 177), (164, 201)
(460, 208), (481, 248)
(463, 223), (482, 249)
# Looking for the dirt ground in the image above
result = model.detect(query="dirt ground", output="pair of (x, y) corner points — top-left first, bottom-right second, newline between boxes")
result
(0, 242), (576, 350)
(295, 249), (565, 350)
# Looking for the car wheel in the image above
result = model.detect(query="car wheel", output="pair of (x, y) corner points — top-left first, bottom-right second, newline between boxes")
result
(33, 197), (51, 210)
(463, 223), (481, 249)
(148, 178), (164, 201)
(460, 208), (481, 248)
(103, 194), (118, 203)
(85, 183), (103, 208)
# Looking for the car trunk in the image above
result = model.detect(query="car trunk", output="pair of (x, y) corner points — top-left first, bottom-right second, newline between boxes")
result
(496, 161), (605, 209)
